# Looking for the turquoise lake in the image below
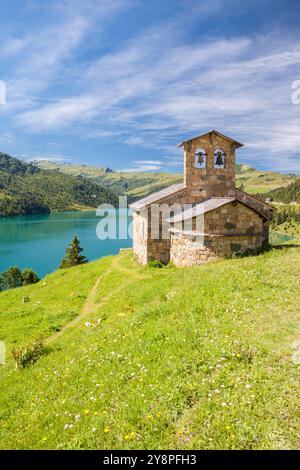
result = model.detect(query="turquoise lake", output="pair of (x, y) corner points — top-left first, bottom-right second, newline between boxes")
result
(0, 210), (133, 278)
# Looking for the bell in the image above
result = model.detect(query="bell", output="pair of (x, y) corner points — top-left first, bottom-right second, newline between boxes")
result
(197, 152), (205, 165)
(215, 151), (224, 166)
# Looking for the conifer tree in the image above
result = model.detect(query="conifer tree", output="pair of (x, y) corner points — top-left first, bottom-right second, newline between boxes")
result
(59, 235), (88, 269)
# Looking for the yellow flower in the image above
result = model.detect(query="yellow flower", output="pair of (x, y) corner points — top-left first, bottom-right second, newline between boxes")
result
(130, 432), (136, 438)
(83, 409), (90, 415)
(236, 353), (241, 358)
(104, 427), (110, 434)
(156, 412), (162, 418)
(42, 437), (48, 442)
(225, 425), (231, 430)
(124, 434), (130, 441)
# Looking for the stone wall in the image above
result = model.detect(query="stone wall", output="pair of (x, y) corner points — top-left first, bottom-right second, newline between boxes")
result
(170, 231), (217, 266)
(132, 211), (148, 264)
(170, 201), (263, 267)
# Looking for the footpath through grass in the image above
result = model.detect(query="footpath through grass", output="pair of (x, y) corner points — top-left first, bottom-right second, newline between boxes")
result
(0, 247), (299, 449)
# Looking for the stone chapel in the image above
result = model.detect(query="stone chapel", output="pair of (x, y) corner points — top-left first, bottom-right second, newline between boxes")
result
(130, 130), (274, 266)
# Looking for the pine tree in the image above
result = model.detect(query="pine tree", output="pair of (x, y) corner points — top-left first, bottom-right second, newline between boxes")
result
(59, 235), (88, 269)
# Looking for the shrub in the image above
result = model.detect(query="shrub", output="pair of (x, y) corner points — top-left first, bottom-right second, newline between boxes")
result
(21, 268), (40, 286)
(11, 341), (46, 370)
(0, 266), (23, 290)
(0, 266), (40, 292)
(148, 259), (164, 268)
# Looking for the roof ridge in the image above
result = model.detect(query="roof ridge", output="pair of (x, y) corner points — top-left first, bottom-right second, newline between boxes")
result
(178, 130), (244, 148)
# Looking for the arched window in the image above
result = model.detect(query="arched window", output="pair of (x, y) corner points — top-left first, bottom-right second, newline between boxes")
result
(194, 147), (206, 169)
(214, 148), (226, 168)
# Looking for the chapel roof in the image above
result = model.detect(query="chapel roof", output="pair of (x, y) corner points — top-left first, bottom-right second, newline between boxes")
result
(177, 129), (244, 149)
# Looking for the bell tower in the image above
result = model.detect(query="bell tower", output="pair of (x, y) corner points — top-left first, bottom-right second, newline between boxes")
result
(178, 130), (243, 202)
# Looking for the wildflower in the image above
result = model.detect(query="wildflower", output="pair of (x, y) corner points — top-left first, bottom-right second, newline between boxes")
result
(42, 437), (48, 442)
(92, 427), (97, 433)
(83, 409), (90, 415)
(124, 435), (130, 441)
(64, 424), (73, 430)
(245, 384), (251, 389)
(104, 427), (110, 434)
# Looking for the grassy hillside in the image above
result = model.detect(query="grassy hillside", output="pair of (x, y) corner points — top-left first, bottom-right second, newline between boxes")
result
(0, 247), (299, 450)
(0, 153), (118, 216)
(236, 169), (297, 194)
(37, 161), (298, 200)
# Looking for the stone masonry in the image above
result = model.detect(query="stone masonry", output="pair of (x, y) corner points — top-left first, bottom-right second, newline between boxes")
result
(169, 201), (263, 267)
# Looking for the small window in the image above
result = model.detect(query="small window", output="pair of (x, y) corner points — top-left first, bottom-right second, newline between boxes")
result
(214, 148), (226, 168)
(194, 147), (206, 169)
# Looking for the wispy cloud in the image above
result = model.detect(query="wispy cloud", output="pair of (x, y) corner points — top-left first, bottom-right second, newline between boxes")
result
(117, 159), (163, 172)
(18, 153), (70, 163)
(1, 0), (300, 172)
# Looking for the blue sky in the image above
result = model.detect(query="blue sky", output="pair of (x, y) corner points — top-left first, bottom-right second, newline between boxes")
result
(0, 0), (300, 173)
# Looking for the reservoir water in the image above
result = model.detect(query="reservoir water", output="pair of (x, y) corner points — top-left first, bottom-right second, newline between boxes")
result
(0, 210), (133, 278)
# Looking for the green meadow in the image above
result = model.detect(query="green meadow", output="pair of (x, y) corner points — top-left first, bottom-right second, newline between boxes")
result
(0, 247), (299, 450)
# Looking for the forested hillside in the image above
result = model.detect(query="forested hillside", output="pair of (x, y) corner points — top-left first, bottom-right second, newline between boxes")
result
(265, 178), (300, 203)
(0, 153), (118, 216)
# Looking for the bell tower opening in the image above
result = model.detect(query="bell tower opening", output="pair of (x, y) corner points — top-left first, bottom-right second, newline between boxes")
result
(214, 148), (226, 168)
(194, 147), (206, 169)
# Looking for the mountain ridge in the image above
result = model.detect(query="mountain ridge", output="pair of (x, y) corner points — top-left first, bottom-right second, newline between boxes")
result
(37, 159), (298, 201)
(0, 153), (118, 216)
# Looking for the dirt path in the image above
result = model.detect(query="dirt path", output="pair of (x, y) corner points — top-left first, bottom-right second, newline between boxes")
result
(45, 255), (148, 345)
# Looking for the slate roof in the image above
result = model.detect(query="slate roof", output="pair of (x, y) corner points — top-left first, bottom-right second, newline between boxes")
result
(234, 189), (274, 220)
(177, 129), (244, 149)
(129, 183), (186, 210)
(167, 198), (235, 223)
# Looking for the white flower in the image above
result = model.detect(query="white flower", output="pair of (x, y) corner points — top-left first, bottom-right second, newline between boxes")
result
(245, 384), (251, 389)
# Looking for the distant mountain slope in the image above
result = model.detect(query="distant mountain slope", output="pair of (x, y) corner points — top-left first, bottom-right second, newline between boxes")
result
(37, 161), (298, 200)
(265, 177), (300, 203)
(0, 153), (118, 216)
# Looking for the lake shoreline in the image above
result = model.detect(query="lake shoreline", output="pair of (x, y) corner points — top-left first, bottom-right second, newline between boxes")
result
(0, 210), (132, 277)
